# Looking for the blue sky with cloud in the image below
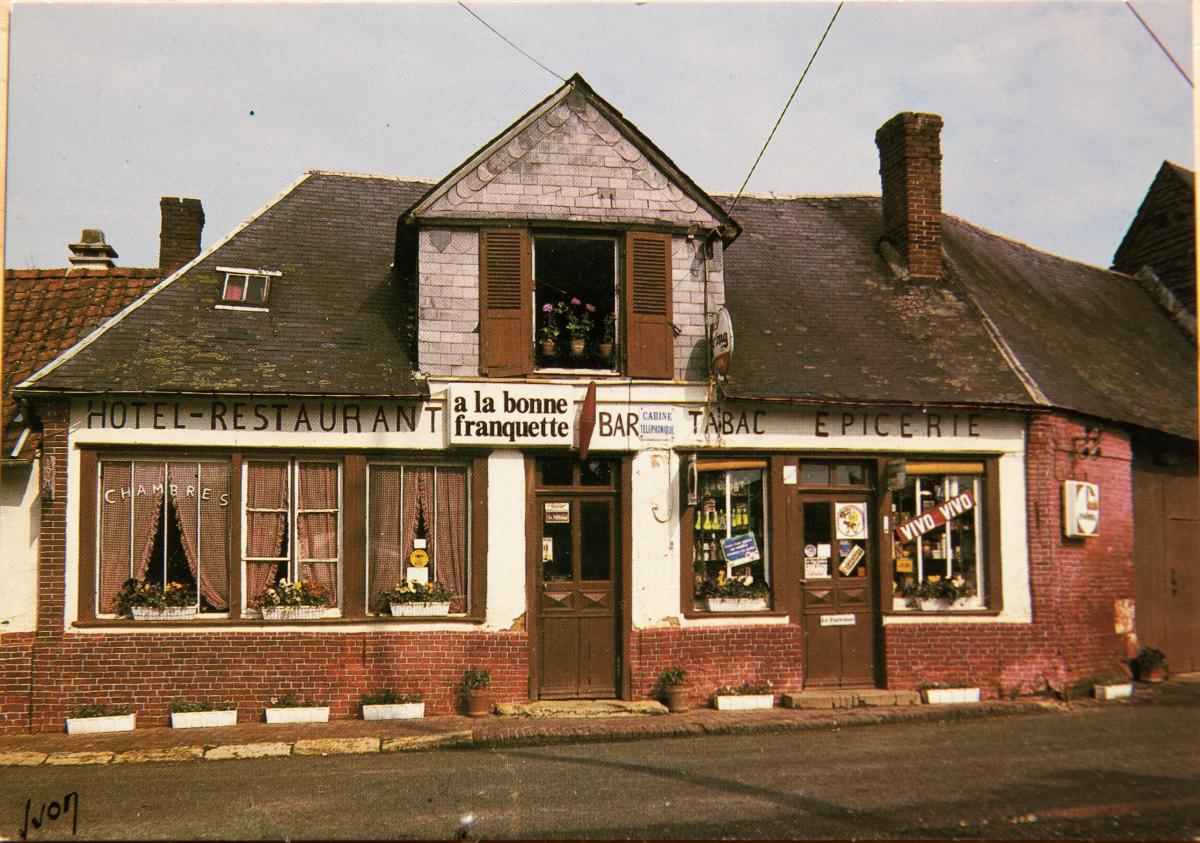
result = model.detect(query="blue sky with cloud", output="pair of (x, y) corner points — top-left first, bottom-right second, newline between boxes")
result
(5, 1), (1192, 269)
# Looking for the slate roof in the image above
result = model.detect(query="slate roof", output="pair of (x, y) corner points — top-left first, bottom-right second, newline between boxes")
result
(1112, 160), (1196, 314)
(3, 268), (160, 458)
(719, 194), (1197, 440)
(19, 173), (432, 399)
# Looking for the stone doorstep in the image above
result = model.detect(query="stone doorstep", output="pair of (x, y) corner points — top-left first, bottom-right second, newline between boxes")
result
(782, 689), (922, 710)
(494, 699), (670, 718)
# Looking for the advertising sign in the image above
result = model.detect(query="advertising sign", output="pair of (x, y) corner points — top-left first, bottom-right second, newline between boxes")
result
(1063, 480), (1100, 537)
(893, 489), (975, 543)
(449, 384), (573, 446)
(819, 614), (856, 627)
(721, 532), (762, 565)
(835, 503), (868, 540)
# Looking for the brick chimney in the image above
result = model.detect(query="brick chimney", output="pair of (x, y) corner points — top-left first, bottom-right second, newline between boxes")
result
(159, 197), (204, 277)
(875, 112), (943, 282)
(68, 229), (118, 269)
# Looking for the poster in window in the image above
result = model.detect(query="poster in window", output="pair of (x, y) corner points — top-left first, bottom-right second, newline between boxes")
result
(835, 502), (868, 540)
(805, 557), (831, 579)
(838, 544), (865, 575)
(544, 502), (570, 523)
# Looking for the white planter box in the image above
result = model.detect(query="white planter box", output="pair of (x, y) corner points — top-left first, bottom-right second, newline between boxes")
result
(706, 597), (768, 613)
(66, 713), (135, 734)
(131, 605), (198, 621)
(1094, 682), (1134, 700)
(261, 605), (324, 621)
(389, 602), (451, 617)
(362, 702), (425, 720)
(265, 706), (329, 724)
(170, 709), (238, 729)
(714, 694), (774, 711)
(922, 687), (981, 705)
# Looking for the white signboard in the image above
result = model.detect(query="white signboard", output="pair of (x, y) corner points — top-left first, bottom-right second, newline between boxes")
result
(820, 614), (857, 627)
(805, 557), (831, 579)
(637, 407), (676, 443)
(449, 384), (573, 446)
(1063, 480), (1100, 537)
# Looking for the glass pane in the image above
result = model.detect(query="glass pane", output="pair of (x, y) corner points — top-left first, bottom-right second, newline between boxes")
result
(580, 459), (613, 486)
(196, 462), (230, 610)
(246, 276), (269, 304)
(892, 473), (983, 607)
(834, 462), (868, 486)
(802, 502), (833, 581)
(367, 465), (403, 608)
(540, 458), (572, 487)
(800, 463), (829, 485)
(298, 512), (338, 560)
(223, 275), (245, 302)
(298, 463), (338, 510)
(246, 512), (287, 558)
(433, 467), (469, 612)
(98, 461), (133, 612)
(246, 462), (287, 509)
(580, 501), (612, 581)
(542, 517), (573, 582)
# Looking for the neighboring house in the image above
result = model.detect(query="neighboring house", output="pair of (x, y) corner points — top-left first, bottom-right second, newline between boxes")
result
(0, 199), (201, 729)
(1113, 160), (1196, 314)
(2, 76), (1195, 732)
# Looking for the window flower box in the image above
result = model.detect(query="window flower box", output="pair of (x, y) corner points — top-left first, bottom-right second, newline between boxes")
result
(66, 713), (136, 734)
(921, 687), (981, 705)
(265, 706), (329, 724)
(170, 709), (238, 728)
(706, 597), (768, 613)
(389, 602), (451, 617)
(362, 702), (425, 720)
(1093, 682), (1134, 700)
(260, 605), (324, 621)
(131, 605), (199, 621)
(714, 693), (774, 711)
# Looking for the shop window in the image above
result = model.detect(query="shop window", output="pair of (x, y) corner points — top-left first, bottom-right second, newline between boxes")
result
(890, 464), (986, 610)
(96, 460), (231, 615)
(243, 460), (341, 610)
(534, 235), (617, 370)
(366, 463), (470, 613)
(689, 465), (770, 610)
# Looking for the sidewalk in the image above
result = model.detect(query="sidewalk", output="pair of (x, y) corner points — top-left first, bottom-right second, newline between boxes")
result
(0, 682), (1178, 768)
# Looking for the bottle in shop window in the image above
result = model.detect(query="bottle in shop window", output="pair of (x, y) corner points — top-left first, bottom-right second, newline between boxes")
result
(695, 508), (703, 531)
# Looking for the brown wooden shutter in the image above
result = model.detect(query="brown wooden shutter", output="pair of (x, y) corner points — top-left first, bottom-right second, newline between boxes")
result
(624, 231), (674, 379)
(479, 228), (532, 376)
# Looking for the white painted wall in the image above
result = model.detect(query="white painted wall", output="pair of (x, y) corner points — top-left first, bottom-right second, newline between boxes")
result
(0, 463), (40, 631)
(484, 450), (527, 630)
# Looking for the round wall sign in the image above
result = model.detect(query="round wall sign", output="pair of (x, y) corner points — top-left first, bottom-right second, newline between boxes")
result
(408, 548), (430, 568)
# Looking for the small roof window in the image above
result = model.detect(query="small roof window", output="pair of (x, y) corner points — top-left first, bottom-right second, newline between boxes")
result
(215, 266), (281, 311)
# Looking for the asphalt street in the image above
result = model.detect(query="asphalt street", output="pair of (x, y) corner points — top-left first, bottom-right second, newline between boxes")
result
(3, 684), (1198, 840)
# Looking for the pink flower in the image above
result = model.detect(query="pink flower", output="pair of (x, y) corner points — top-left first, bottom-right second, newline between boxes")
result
(542, 303), (553, 313)
(585, 304), (596, 313)
(570, 297), (581, 306)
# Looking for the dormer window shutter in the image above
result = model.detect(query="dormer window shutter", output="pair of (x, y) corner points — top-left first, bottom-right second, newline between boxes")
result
(624, 231), (674, 380)
(479, 228), (533, 377)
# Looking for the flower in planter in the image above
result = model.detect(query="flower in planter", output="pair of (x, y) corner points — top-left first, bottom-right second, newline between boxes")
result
(268, 692), (329, 708)
(695, 572), (770, 601)
(896, 574), (976, 608)
(112, 578), (197, 617)
(170, 699), (236, 713)
(68, 702), (133, 718)
(254, 578), (328, 609)
(378, 580), (454, 608)
(564, 298), (596, 341)
(360, 689), (423, 706)
(714, 680), (773, 697)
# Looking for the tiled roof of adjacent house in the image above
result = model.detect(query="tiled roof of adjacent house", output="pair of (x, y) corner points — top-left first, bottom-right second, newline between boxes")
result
(720, 194), (1197, 440)
(3, 267), (160, 458)
(18, 172), (432, 399)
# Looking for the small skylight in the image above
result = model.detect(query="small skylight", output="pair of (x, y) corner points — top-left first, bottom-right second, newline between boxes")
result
(215, 267), (281, 310)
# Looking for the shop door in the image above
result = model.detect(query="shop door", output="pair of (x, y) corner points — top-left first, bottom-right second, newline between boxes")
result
(793, 494), (878, 688)
(535, 459), (620, 699)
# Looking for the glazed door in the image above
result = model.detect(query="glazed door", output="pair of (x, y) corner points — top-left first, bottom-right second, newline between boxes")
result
(794, 495), (878, 687)
(535, 458), (620, 699)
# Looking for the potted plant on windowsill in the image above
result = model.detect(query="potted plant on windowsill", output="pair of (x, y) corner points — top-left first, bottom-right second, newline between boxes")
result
(381, 580), (454, 617)
(713, 680), (774, 711)
(659, 668), (691, 713)
(538, 302), (563, 358)
(1132, 648), (1168, 683)
(254, 578), (328, 620)
(895, 575), (976, 611)
(66, 703), (135, 734)
(361, 690), (425, 720)
(265, 693), (330, 723)
(920, 681), (982, 705)
(598, 313), (616, 362)
(170, 700), (238, 729)
(462, 669), (494, 717)
(696, 574), (770, 612)
(564, 298), (595, 357)
(114, 578), (199, 621)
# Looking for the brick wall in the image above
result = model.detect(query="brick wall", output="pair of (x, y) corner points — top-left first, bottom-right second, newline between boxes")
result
(630, 625), (803, 707)
(884, 412), (1135, 697)
(875, 112), (943, 283)
(417, 229), (480, 376)
(0, 633), (34, 732)
(158, 197), (204, 277)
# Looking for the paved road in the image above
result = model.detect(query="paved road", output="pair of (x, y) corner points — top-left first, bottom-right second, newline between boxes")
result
(3, 686), (1198, 840)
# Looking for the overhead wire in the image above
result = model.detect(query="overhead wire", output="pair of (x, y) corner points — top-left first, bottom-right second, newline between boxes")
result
(1125, 1), (1193, 88)
(457, 2), (566, 83)
(727, 2), (844, 217)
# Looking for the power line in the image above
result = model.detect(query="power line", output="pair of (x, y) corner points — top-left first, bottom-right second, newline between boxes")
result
(1125, 1), (1193, 88)
(457, 2), (566, 83)
(728, 2), (844, 216)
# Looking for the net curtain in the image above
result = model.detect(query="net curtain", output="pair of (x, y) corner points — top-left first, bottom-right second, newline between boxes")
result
(244, 462), (288, 601)
(298, 463), (339, 606)
(168, 462), (230, 610)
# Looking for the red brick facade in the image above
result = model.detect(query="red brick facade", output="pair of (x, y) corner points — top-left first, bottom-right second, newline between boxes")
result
(0, 410), (1137, 732)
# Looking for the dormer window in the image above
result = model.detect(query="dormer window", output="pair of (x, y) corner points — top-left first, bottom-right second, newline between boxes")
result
(216, 267), (280, 310)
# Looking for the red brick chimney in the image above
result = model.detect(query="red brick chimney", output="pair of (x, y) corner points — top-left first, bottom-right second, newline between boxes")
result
(159, 197), (204, 277)
(875, 112), (943, 282)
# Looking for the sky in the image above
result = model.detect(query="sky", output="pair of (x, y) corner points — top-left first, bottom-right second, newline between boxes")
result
(4, 1), (1193, 271)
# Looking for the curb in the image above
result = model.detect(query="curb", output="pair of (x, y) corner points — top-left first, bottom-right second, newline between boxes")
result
(0, 700), (1064, 768)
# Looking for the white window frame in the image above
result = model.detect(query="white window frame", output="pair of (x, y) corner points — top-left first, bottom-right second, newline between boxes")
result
(896, 470), (986, 610)
(216, 266), (281, 311)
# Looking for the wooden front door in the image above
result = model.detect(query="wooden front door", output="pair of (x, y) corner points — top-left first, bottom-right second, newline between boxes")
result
(532, 457), (620, 699)
(792, 494), (879, 688)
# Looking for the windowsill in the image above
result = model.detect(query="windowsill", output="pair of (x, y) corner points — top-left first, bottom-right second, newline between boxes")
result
(73, 614), (486, 628)
(532, 367), (621, 377)
(681, 609), (790, 620)
(884, 608), (1003, 618)
(214, 304), (270, 313)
